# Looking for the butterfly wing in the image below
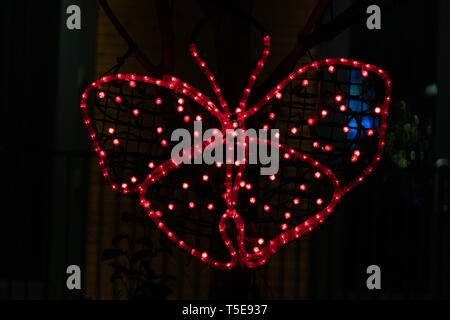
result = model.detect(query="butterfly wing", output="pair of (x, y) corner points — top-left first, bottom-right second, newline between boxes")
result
(81, 74), (238, 269)
(233, 59), (391, 266)
(81, 73), (225, 193)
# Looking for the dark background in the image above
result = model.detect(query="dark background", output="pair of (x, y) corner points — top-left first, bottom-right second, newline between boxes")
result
(1, 0), (449, 299)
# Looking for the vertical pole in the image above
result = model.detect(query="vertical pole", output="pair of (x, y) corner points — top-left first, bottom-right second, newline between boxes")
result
(431, 0), (450, 298)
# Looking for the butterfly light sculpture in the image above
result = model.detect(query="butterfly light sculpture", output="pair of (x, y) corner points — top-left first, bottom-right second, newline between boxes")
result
(81, 28), (391, 270)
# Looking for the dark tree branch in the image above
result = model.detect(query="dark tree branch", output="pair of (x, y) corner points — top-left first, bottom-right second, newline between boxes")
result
(253, 0), (332, 100)
(298, 0), (373, 51)
(99, 0), (157, 74)
(155, 0), (176, 74)
(254, 0), (374, 100)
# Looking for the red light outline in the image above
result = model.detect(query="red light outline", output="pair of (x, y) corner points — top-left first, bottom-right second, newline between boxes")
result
(81, 35), (392, 270)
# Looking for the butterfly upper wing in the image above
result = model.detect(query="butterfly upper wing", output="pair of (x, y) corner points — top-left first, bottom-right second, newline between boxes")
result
(243, 58), (391, 191)
(81, 73), (225, 193)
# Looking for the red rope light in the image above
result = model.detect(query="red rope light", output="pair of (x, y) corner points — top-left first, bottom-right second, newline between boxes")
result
(81, 35), (391, 270)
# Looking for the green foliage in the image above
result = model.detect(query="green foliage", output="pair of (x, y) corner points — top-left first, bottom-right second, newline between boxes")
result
(385, 99), (432, 169)
(101, 211), (174, 300)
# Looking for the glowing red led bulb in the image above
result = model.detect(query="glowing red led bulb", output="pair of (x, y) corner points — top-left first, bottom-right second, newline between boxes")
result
(299, 184), (306, 191)
(374, 107), (381, 114)
(339, 105), (347, 112)
(313, 141), (320, 148)
(343, 126), (350, 133)
(207, 203), (214, 210)
(183, 115), (190, 123)
(293, 198), (300, 205)
(129, 80), (136, 87)
(328, 65), (335, 73)
(361, 70), (368, 77)
(130, 176), (137, 183)
(249, 197), (256, 204)
(132, 109), (139, 116)
(148, 162), (155, 169)
(307, 118), (314, 126)
(115, 96), (122, 103)
(178, 98), (184, 105)
(188, 202), (195, 209)
(269, 113), (276, 120)
(155, 98), (162, 105)
(290, 127), (298, 134)
(324, 145), (332, 152)
(202, 174), (209, 181)
(321, 110), (328, 118)
(108, 127), (115, 134)
(314, 171), (321, 179)
(269, 175), (276, 181)
(281, 224), (288, 231)
(161, 140), (168, 147)
(182, 182), (189, 189)
(284, 212), (291, 219)
(367, 129), (374, 136)
(263, 205), (271, 212)
(275, 92), (283, 99)
(121, 183), (127, 189)
(177, 106), (184, 112)
(335, 95), (342, 102)
(168, 203), (174, 210)
(113, 139), (119, 146)
(98, 91), (105, 99)
(302, 79), (309, 87)
(258, 238), (264, 245)
(316, 198), (323, 206)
